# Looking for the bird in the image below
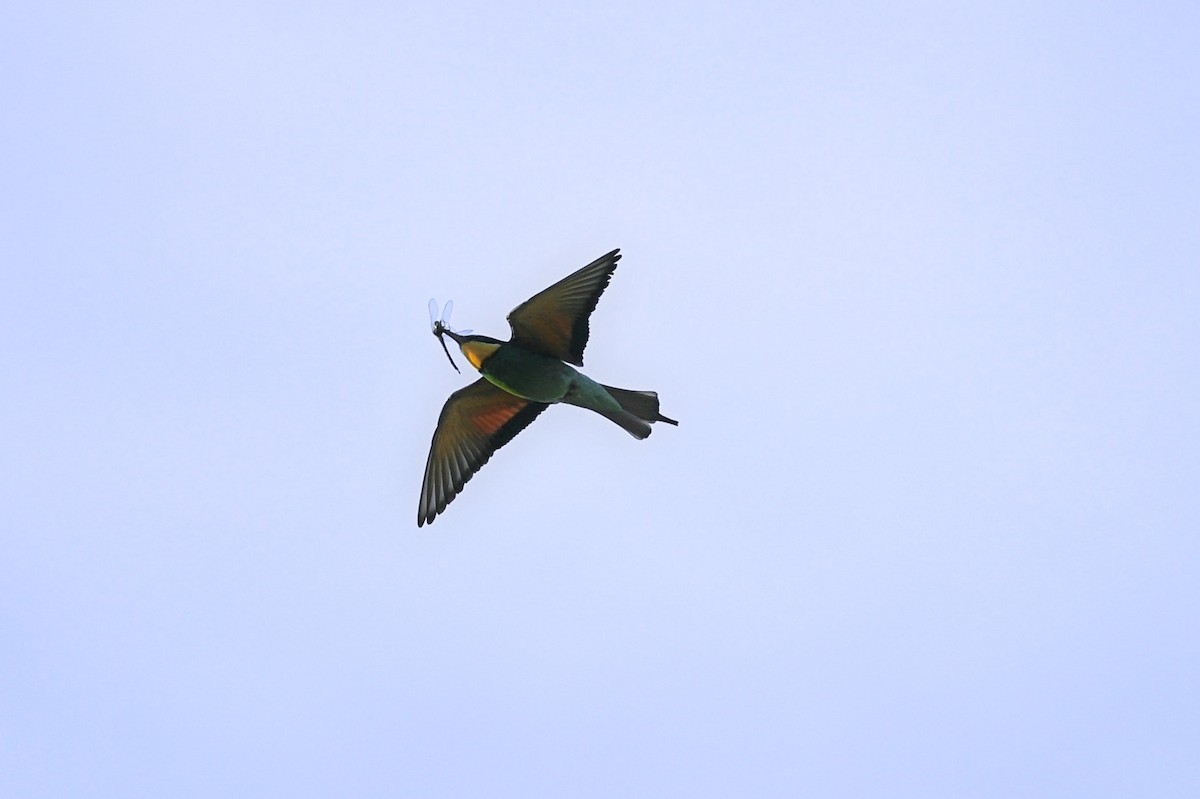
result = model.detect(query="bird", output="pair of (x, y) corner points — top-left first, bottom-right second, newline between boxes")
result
(418, 249), (677, 527)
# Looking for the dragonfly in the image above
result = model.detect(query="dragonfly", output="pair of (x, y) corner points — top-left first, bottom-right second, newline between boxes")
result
(427, 298), (471, 373)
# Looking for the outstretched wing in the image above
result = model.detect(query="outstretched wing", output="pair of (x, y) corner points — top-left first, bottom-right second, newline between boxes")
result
(418, 378), (549, 527)
(507, 249), (620, 366)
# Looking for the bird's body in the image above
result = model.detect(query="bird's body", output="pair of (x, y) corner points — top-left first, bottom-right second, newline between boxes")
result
(418, 249), (677, 526)
(476, 341), (577, 403)
(478, 344), (631, 427)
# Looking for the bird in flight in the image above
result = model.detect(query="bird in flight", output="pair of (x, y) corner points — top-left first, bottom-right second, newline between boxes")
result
(418, 249), (677, 527)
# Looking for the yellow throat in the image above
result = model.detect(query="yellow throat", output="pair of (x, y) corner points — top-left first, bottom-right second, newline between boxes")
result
(460, 340), (500, 370)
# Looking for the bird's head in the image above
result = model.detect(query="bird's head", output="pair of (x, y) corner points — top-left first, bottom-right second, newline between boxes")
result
(433, 322), (502, 373)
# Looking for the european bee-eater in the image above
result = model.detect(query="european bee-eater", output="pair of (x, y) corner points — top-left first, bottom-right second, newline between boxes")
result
(418, 249), (677, 527)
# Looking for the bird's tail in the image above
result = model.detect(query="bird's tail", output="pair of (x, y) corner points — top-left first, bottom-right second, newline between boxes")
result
(601, 385), (679, 439)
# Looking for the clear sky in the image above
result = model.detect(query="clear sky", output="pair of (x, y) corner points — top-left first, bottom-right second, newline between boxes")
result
(3, 2), (1198, 796)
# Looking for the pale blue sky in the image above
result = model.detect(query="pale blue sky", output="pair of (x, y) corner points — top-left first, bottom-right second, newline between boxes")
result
(3, 2), (1198, 796)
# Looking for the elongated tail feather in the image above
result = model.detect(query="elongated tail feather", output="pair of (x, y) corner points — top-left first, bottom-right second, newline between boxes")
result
(601, 385), (679, 431)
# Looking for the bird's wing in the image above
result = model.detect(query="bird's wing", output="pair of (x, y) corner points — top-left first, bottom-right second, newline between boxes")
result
(506, 249), (620, 366)
(418, 377), (549, 527)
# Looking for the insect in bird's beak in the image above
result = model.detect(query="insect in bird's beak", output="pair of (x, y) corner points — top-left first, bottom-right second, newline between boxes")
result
(433, 320), (460, 373)
(428, 298), (463, 373)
